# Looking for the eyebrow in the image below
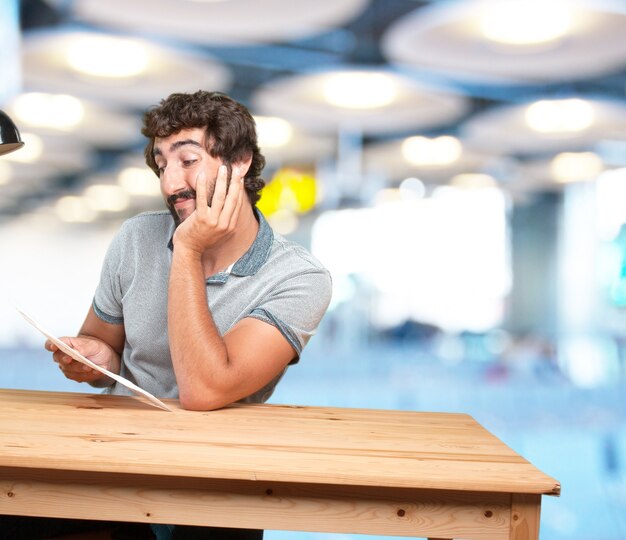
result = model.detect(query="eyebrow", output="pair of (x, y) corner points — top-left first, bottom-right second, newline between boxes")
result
(153, 139), (203, 158)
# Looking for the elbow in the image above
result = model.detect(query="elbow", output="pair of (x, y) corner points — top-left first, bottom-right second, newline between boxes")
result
(174, 362), (240, 411)
(178, 389), (232, 411)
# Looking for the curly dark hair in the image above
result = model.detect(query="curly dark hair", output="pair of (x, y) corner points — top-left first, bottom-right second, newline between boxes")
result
(142, 91), (266, 205)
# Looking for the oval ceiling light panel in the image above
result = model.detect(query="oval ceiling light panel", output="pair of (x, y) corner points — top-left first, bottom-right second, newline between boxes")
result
(550, 152), (604, 183)
(382, 0), (626, 83)
(451, 173), (497, 189)
(525, 99), (595, 134)
(22, 30), (232, 108)
(84, 184), (130, 212)
(479, 0), (571, 46)
(66, 35), (149, 78)
(363, 137), (495, 185)
(253, 68), (468, 135)
(323, 72), (397, 109)
(401, 136), (463, 167)
(118, 167), (162, 196)
(0, 162), (12, 185)
(254, 116), (293, 148)
(55, 196), (98, 223)
(7, 93), (142, 151)
(12, 93), (84, 130)
(70, 0), (368, 45)
(462, 98), (626, 154)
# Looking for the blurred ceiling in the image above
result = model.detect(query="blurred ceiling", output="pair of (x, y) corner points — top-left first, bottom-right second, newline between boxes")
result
(2, 0), (626, 224)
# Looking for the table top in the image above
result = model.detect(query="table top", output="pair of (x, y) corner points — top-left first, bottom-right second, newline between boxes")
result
(0, 388), (560, 496)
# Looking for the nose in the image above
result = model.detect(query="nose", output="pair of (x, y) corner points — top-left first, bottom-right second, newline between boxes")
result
(160, 164), (188, 196)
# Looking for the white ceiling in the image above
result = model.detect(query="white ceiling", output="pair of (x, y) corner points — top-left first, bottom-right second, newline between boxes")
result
(2, 0), (625, 221)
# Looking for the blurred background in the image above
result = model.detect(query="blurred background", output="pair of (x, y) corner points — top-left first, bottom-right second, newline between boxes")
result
(1, 0), (626, 538)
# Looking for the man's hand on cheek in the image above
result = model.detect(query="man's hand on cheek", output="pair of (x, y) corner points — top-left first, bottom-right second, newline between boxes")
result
(173, 165), (245, 255)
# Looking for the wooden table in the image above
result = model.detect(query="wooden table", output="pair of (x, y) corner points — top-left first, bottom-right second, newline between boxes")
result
(0, 389), (559, 539)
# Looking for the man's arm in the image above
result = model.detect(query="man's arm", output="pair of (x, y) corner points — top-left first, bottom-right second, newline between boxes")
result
(169, 166), (295, 410)
(169, 246), (296, 410)
(46, 306), (124, 386)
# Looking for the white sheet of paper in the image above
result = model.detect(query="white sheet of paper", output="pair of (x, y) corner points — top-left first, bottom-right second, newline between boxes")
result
(16, 307), (173, 412)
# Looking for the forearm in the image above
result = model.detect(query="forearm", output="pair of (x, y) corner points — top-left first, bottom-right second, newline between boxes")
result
(168, 247), (233, 409)
(78, 308), (123, 387)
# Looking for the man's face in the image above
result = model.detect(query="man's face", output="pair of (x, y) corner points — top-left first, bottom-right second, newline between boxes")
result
(153, 128), (226, 225)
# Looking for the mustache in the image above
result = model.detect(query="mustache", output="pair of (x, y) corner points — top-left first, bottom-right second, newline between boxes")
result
(166, 189), (196, 206)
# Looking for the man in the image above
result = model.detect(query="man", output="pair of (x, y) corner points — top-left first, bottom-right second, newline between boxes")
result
(50, 90), (331, 408)
(23, 91), (331, 539)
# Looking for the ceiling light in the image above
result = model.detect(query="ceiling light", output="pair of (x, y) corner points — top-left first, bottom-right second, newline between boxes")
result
(84, 184), (130, 212)
(525, 99), (595, 134)
(373, 188), (403, 206)
(118, 167), (161, 196)
(66, 35), (149, 78)
(480, 0), (572, 46)
(254, 116), (293, 148)
(550, 152), (603, 183)
(0, 162), (12, 185)
(323, 72), (397, 109)
(401, 136), (462, 167)
(399, 177), (426, 200)
(55, 196), (97, 223)
(3, 133), (42, 163)
(13, 93), (84, 130)
(451, 173), (497, 189)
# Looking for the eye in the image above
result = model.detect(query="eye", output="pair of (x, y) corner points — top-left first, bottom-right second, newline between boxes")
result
(182, 159), (198, 167)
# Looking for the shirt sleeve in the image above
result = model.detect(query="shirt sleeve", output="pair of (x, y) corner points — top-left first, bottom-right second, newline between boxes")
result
(248, 267), (332, 362)
(92, 224), (127, 325)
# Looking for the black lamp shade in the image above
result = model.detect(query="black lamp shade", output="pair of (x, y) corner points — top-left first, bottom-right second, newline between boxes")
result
(0, 109), (24, 156)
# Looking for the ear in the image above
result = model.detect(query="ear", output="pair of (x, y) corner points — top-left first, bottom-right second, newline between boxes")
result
(233, 154), (253, 177)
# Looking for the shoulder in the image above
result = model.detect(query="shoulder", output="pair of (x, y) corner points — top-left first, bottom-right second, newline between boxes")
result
(258, 233), (333, 326)
(116, 211), (173, 240)
(270, 232), (330, 277)
(120, 210), (172, 231)
(264, 233), (332, 303)
(106, 211), (173, 258)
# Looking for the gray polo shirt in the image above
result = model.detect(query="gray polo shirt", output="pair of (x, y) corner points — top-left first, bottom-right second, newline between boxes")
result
(92, 209), (332, 403)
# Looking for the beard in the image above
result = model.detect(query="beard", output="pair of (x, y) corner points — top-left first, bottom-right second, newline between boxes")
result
(166, 189), (196, 227)
(165, 172), (232, 226)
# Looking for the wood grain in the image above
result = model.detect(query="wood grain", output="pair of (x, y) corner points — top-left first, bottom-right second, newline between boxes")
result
(0, 389), (559, 539)
(0, 389), (560, 496)
(510, 494), (541, 540)
(1, 468), (513, 538)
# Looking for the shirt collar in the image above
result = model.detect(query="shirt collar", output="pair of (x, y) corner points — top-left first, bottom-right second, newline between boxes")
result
(167, 208), (273, 279)
(231, 208), (273, 277)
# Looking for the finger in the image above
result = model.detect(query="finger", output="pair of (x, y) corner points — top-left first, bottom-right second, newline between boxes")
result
(221, 167), (244, 227)
(58, 362), (98, 382)
(52, 350), (72, 365)
(44, 339), (57, 352)
(228, 174), (245, 230)
(195, 169), (208, 212)
(210, 165), (228, 213)
(58, 357), (96, 372)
